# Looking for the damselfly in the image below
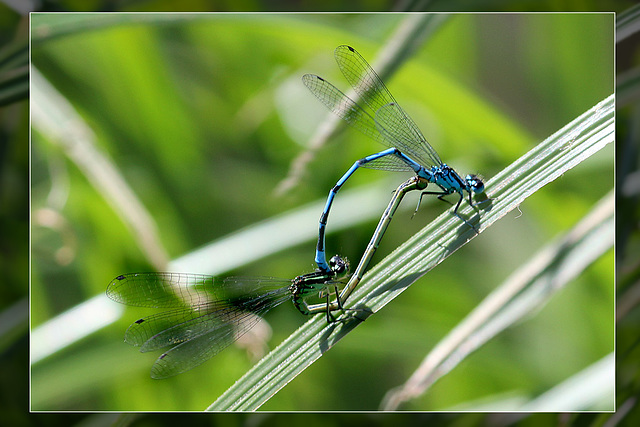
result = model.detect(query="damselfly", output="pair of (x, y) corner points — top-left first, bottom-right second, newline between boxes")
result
(303, 45), (485, 273)
(107, 256), (348, 379)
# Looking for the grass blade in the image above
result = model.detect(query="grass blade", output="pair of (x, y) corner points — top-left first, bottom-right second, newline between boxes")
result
(382, 191), (614, 410)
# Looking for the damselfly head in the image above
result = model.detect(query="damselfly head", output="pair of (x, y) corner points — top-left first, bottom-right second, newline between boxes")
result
(329, 255), (350, 278)
(465, 174), (485, 194)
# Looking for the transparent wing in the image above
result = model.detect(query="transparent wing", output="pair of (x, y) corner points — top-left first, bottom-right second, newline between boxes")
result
(123, 302), (231, 350)
(107, 272), (217, 308)
(334, 45), (443, 167)
(302, 73), (414, 172)
(146, 289), (290, 379)
(107, 273), (292, 378)
(106, 273), (288, 308)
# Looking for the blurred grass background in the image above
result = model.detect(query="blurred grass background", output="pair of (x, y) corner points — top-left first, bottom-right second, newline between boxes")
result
(1, 0), (633, 423)
(28, 12), (613, 412)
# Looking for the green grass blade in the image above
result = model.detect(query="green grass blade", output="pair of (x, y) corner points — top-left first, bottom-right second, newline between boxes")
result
(382, 191), (614, 410)
(207, 95), (613, 411)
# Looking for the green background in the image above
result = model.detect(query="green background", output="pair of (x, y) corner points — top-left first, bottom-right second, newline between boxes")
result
(29, 13), (613, 412)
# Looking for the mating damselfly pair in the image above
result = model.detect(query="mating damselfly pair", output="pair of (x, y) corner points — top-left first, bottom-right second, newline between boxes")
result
(107, 45), (486, 379)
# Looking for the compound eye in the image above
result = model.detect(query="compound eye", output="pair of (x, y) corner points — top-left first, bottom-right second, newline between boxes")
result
(329, 255), (349, 275)
(466, 174), (485, 194)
